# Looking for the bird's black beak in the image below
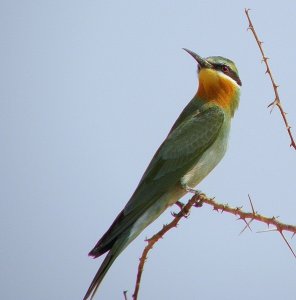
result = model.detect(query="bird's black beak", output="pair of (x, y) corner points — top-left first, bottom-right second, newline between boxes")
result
(183, 48), (212, 69)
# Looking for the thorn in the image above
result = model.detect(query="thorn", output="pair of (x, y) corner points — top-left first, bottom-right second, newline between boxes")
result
(123, 290), (128, 300)
(235, 206), (243, 212)
(268, 100), (277, 113)
(267, 101), (274, 108)
(279, 231), (296, 259)
(239, 219), (253, 235)
(248, 194), (256, 215)
(220, 205), (228, 213)
(256, 228), (277, 233)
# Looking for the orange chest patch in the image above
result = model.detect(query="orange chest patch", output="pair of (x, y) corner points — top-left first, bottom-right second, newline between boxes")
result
(197, 69), (238, 109)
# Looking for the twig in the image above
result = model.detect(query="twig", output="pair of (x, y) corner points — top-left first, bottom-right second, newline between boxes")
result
(132, 193), (296, 299)
(198, 194), (296, 236)
(245, 8), (296, 150)
(132, 194), (203, 300)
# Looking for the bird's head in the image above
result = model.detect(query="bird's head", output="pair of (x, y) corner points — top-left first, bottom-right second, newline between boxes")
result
(183, 48), (241, 116)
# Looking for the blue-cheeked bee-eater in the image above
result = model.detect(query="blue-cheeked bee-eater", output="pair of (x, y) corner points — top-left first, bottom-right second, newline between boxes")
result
(83, 48), (241, 300)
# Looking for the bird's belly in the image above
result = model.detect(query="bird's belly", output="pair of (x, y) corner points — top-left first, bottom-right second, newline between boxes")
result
(128, 132), (229, 242)
(181, 123), (230, 188)
(128, 186), (185, 241)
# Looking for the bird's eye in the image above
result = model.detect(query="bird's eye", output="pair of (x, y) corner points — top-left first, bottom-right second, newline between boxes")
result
(221, 65), (229, 73)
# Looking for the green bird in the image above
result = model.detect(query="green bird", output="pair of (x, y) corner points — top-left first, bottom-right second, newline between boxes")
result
(83, 48), (241, 300)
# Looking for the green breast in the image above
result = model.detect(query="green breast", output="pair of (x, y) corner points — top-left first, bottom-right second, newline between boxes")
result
(180, 116), (231, 188)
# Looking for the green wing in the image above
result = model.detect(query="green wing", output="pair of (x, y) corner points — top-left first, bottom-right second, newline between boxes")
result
(125, 104), (224, 209)
(91, 104), (224, 256)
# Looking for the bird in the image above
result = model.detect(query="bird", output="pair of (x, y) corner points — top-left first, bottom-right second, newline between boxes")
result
(83, 48), (242, 300)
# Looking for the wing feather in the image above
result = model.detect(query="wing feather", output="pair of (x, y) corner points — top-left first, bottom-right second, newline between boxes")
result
(91, 104), (225, 255)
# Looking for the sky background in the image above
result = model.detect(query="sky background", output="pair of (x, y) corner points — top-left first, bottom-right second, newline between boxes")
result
(1, 1), (296, 300)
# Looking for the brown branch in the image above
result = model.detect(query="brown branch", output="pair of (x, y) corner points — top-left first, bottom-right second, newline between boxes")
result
(132, 194), (203, 300)
(245, 8), (296, 150)
(200, 194), (296, 235)
(132, 192), (296, 299)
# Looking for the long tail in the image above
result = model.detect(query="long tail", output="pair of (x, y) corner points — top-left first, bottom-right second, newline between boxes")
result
(83, 238), (127, 300)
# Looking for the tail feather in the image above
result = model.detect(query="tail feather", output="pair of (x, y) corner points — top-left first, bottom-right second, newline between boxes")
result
(83, 238), (127, 300)
(88, 210), (125, 258)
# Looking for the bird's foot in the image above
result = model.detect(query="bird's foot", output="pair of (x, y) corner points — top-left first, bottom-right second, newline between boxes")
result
(181, 184), (205, 208)
(175, 200), (184, 210)
(171, 201), (183, 217)
(194, 199), (203, 208)
(171, 201), (190, 217)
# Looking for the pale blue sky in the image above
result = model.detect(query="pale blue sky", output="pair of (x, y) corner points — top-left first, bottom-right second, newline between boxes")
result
(1, 1), (296, 300)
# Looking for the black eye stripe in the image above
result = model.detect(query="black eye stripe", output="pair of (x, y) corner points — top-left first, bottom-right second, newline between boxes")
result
(213, 63), (241, 86)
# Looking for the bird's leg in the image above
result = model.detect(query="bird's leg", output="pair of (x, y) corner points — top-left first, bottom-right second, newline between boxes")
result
(181, 183), (202, 195)
(181, 184), (204, 208)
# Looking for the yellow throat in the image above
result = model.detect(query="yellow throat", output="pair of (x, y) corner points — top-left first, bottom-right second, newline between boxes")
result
(197, 68), (240, 115)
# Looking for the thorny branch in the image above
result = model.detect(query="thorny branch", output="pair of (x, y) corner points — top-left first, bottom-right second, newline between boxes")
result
(125, 10), (296, 299)
(132, 195), (201, 300)
(245, 8), (296, 150)
(131, 193), (296, 300)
